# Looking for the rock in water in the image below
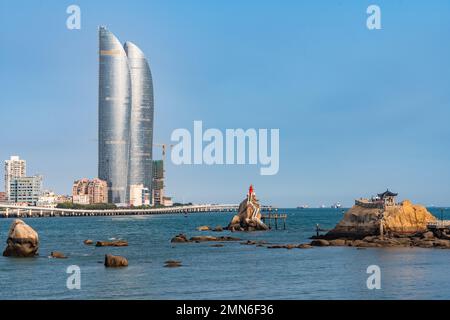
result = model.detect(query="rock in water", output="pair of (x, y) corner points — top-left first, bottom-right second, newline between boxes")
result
(3, 219), (39, 257)
(50, 251), (67, 259)
(325, 200), (436, 239)
(164, 260), (182, 268)
(104, 254), (128, 267)
(95, 240), (128, 247)
(227, 185), (269, 231)
(171, 234), (189, 243)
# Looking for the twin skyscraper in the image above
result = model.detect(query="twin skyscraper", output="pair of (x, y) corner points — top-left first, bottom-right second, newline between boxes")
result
(98, 26), (154, 205)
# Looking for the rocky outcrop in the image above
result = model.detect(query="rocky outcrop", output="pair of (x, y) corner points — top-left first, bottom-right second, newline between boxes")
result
(383, 200), (436, 234)
(325, 200), (436, 239)
(3, 219), (39, 257)
(104, 254), (128, 267)
(227, 185), (269, 231)
(308, 231), (450, 249)
(83, 239), (93, 245)
(96, 240), (128, 247)
(197, 226), (210, 231)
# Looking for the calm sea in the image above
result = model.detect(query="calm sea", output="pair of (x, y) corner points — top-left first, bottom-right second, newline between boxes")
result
(0, 208), (449, 300)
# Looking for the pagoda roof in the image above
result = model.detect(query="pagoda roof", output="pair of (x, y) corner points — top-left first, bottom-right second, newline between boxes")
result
(378, 189), (398, 198)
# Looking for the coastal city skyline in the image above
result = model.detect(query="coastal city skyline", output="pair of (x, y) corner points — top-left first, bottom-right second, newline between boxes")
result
(1, 1), (450, 207)
(2, 0), (450, 306)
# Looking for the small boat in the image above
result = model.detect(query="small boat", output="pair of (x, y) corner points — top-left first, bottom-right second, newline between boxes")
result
(331, 202), (342, 209)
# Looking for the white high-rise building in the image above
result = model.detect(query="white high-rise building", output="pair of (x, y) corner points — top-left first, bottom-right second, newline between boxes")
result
(4, 155), (26, 201)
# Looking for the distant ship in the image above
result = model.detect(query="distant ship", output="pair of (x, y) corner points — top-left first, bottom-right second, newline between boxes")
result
(319, 204), (326, 208)
(331, 202), (342, 209)
(297, 204), (309, 209)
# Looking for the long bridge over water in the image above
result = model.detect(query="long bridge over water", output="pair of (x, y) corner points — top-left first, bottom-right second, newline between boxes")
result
(0, 203), (275, 219)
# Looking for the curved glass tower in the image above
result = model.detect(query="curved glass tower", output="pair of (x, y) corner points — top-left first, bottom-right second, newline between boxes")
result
(98, 27), (154, 205)
(98, 26), (132, 204)
(124, 42), (154, 192)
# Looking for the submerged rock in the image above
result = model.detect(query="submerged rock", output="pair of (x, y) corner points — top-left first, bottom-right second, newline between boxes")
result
(171, 234), (189, 243)
(197, 226), (210, 231)
(171, 234), (241, 243)
(3, 219), (39, 257)
(189, 235), (241, 242)
(164, 260), (182, 268)
(212, 226), (223, 232)
(268, 243), (312, 249)
(310, 239), (330, 247)
(104, 254), (128, 267)
(96, 240), (128, 247)
(83, 239), (93, 245)
(50, 251), (67, 259)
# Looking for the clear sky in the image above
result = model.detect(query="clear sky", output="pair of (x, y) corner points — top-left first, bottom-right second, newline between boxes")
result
(1, 0), (449, 207)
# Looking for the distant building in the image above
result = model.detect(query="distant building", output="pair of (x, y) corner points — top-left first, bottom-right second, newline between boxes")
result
(4, 155), (26, 201)
(9, 175), (43, 206)
(129, 184), (150, 207)
(37, 191), (72, 208)
(56, 194), (72, 203)
(73, 194), (90, 205)
(355, 189), (399, 209)
(162, 196), (173, 207)
(72, 178), (108, 204)
(0, 192), (6, 203)
(377, 189), (398, 207)
(152, 160), (164, 206)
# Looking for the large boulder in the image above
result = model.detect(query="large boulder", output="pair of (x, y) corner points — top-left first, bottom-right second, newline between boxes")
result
(3, 219), (39, 257)
(325, 200), (436, 239)
(227, 185), (269, 231)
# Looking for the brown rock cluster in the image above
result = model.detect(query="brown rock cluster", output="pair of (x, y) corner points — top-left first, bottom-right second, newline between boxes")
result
(171, 233), (241, 243)
(309, 231), (450, 249)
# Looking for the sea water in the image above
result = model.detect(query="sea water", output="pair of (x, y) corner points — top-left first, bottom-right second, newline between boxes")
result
(0, 208), (449, 300)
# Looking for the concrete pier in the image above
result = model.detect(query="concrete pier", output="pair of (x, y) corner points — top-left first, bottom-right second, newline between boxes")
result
(0, 204), (273, 219)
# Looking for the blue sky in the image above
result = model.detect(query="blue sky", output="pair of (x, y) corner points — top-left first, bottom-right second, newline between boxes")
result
(1, 0), (449, 207)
